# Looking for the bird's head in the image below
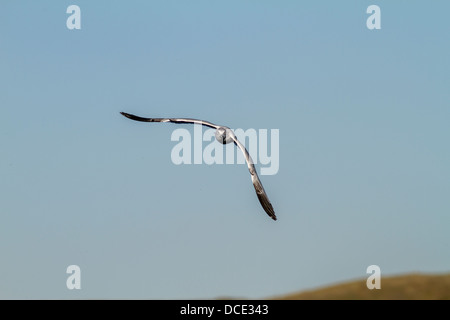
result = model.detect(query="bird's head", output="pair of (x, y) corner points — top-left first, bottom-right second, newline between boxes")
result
(215, 126), (233, 144)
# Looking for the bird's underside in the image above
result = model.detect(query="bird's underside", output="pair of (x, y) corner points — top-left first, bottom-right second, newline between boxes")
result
(120, 112), (277, 221)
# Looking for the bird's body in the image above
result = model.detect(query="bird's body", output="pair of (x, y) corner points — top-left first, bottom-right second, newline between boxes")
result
(120, 112), (277, 221)
(215, 126), (234, 145)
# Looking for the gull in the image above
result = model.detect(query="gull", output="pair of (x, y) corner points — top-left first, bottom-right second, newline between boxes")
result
(120, 112), (277, 221)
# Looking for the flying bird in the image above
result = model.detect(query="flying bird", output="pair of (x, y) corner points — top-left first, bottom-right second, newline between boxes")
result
(120, 112), (277, 221)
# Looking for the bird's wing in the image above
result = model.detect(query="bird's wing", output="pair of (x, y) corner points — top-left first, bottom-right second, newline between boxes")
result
(120, 112), (220, 130)
(229, 131), (277, 221)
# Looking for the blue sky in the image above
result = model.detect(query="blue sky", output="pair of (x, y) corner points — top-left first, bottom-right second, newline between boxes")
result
(1, 1), (449, 299)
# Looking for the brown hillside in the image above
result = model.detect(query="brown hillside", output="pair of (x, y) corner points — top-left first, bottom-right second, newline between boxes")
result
(270, 273), (450, 300)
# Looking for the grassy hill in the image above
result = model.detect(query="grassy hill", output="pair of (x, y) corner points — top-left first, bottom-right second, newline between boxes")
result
(270, 273), (450, 300)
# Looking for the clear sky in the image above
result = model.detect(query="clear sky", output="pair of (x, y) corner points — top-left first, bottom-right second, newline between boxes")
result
(1, 1), (449, 299)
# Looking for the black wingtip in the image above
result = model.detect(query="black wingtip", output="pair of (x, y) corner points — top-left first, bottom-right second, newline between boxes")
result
(264, 206), (277, 221)
(269, 211), (277, 221)
(120, 112), (152, 122)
